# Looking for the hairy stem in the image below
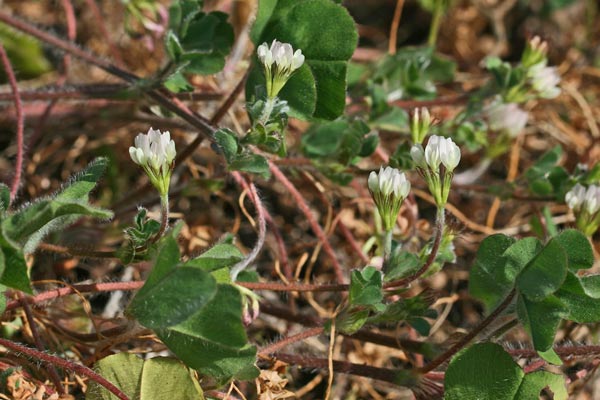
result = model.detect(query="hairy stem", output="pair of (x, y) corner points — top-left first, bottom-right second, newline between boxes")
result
(0, 338), (129, 400)
(18, 293), (65, 394)
(384, 207), (445, 289)
(0, 44), (24, 204)
(419, 289), (516, 373)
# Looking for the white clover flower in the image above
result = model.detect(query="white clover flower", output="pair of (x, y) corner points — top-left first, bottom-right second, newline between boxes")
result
(528, 63), (561, 99)
(257, 39), (304, 98)
(424, 135), (461, 172)
(368, 167), (411, 231)
(584, 185), (600, 215)
(566, 183), (586, 211)
(486, 101), (529, 138)
(412, 135), (461, 207)
(410, 144), (427, 169)
(566, 183), (600, 236)
(369, 167), (411, 200)
(129, 128), (175, 196)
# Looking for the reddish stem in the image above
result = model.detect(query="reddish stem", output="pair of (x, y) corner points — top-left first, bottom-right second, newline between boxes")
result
(384, 208), (444, 289)
(18, 293), (65, 394)
(0, 338), (129, 400)
(5, 281), (144, 312)
(259, 327), (324, 355)
(419, 289), (516, 373)
(269, 161), (346, 283)
(0, 44), (24, 204)
(273, 353), (398, 384)
(239, 281), (348, 292)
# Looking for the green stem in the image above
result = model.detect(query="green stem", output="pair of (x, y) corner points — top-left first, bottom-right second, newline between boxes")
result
(383, 207), (445, 289)
(152, 194), (169, 243)
(427, 1), (444, 47)
(382, 229), (393, 268)
(259, 96), (276, 125)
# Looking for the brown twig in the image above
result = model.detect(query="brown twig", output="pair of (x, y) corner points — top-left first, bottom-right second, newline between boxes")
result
(388, 0), (405, 54)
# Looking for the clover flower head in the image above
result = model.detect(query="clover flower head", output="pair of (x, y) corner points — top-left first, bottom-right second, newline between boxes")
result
(566, 183), (600, 236)
(257, 39), (304, 98)
(425, 135), (461, 172)
(369, 166), (411, 200)
(528, 63), (561, 99)
(584, 185), (600, 215)
(566, 183), (586, 212)
(368, 167), (411, 231)
(129, 128), (175, 196)
(412, 136), (461, 207)
(486, 101), (529, 138)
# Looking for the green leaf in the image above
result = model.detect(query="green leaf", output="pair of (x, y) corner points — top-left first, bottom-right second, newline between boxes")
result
(183, 243), (244, 272)
(128, 266), (217, 330)
(228, 154), (270, 178)
(86, 353), (143, 400)
(301, 119), (373, 165)
(369, 106), (408, 132)
(555, 229), (594, 271)
(514, 370), (567, 400)
(2, 160), (112, 254)
(157, 284), (258, 384)
(446, 343), (567, 400)
(179, 12), (234, 75)
(524, 146), (562, 187)
(0, 235), (31, 293)
(140, 358), (204, 399)
(335, 308), (369, 334)
(349, 266), (383, 309)
(54, 157), (108, 202)
(383, 250), (421, 282)
(445, 343), (524, 400)
(137, 234), (180, 288)
(502, 237), (543, 283)
(367, 293), (436, 325)
(0, 183), (10, 212)
(517, 237), (567, 301)
(517, 293), (566, 361)
(85, 353), (205, 400)
(248, 0), (358, 120)
(555, 273), (600, 323)
(213, 129), (239, 163)
(128, 236), (218, 329)
(468, 234), (516, 311)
